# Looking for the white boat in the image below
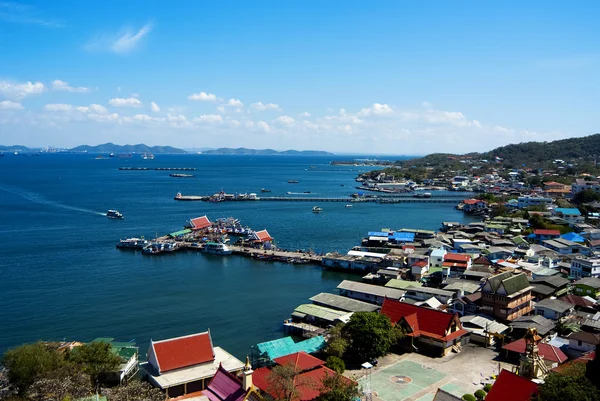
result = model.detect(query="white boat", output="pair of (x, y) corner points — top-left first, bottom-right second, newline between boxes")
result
(345, 204), (353, 208)
(141, 153), (155, 160)
(202, 242), (232, 255)
(116, 238), (148, 249)
(106, 210), (123, 219)
(312, 206), (323, 213)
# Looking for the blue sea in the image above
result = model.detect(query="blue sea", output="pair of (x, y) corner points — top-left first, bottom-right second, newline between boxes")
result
(0, 154), (476, 359)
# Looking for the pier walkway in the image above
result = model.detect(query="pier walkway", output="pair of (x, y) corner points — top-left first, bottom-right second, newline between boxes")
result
(174, 195), (459, 203)
(227, 245), (323, 264)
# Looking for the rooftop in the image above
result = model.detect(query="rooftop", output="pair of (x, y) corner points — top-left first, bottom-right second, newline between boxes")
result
(309, 293), (379, 313)
(485, 370), (538, 401)
(385, 279), (422, 290)
(575, 276), (600, 289)
(293, 304), (352, 323)
(338, 280), (405, 299)
(502, 339), (568, 363)
(150, 331), (214, 373)
(535, 298), (574, 313)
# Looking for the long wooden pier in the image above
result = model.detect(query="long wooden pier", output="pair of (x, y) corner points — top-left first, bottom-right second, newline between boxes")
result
(174, 195), (459, 203)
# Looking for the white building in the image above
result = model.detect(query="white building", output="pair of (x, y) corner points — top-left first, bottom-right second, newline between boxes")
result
(517, 196), (552, 209)
(429, 247), (447, 269)
(572, 179), (600, 195)
(568, 331), (600, 353)
(570, 257), (600, 278)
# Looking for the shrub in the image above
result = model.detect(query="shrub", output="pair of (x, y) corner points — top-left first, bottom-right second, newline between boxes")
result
(474, 389), (486, 400)
(462, 395), (476, 401)
(483, 383), (492, 393)
(325, 356), (345, 374)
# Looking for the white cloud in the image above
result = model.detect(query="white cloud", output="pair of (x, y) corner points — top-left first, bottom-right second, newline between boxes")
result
(151, 101), (160, 112)
(0, 100), (24, 110)
(299, 112), (311, 118)
(194, 114), (222, 123)
(421, 101), (432, 108)
(358, 103), (394, 116)
(251, 102), (280, 111)
(227, 98), (243, 107)
(0, 80), (45, 99)
(109, 97), (142, 107)
(274, 115), (295, 126)
(86, 23), (152, 54)
(257, 121), (270, 132)
(216, 105), (226, 114)
(76, 104), (108, 114)
(188, 92), (217, 101)
(44, 103), (73, 111)
(52, 80), (89, 93)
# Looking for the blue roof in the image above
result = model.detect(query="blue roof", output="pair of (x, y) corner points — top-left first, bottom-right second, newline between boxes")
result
(561, 232), (585, 242)
(368, 231), (389, 237)
(254, 336), (326, 362)
(554, 208), (581, 216)
(391, 232), (415, 242)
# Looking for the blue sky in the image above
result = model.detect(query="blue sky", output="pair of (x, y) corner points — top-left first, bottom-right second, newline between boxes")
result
(0, 1), (599, 153)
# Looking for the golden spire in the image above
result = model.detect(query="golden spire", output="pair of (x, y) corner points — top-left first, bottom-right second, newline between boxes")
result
(244, 355), (252, 371)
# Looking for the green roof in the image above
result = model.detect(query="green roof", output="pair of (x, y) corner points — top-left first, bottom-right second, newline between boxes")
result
(254, 336), (326, 362)
(512, 235), (528, 245)
(294, 304), (350, 322)
(385, 279), (423, 290)
(169, 228), (192, 237)
(485, 224), (507, 229)
(486, 271), (514, 292)
(502, 273), (530, 295)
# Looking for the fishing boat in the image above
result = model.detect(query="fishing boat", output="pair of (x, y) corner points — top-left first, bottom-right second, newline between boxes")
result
(345, 204), (353, 208)
(202, 242), (232, 255)
(106, 210), (124, 219)
(312, 206), (323, 213)
(261, 188), (271, 193)
(288, 180), (299, 184)
(141, 153), (155, 160)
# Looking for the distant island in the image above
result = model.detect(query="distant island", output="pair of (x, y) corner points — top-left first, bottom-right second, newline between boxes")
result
(200, 148), (334, 156)
(69, 143), (187, 154)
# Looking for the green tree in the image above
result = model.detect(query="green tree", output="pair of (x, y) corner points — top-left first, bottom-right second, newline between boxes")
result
(573, 189), (600, 204)
(325, 356), (345, 374)
(474, 389), (486, 400)
(325, 324), (348, 359)
(104, 380), (165, 401)
(462, 394), (476, 401)
(1, 342), (64, 394)
(317, 372), (360, 401)
(538, 363), (600, 401)
(266, 362), (316, 401)
(529, 214), (547, 229)
(483, 384), (492, 393)
(341, 312), (400, 362)
(68, 342), (122, 390)
(25, 365), (92, 401)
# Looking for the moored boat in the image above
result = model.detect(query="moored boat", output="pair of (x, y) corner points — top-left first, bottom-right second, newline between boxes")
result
(345, 204), (353, 208)
(312, 206), (323, 213)
(288, 180), (299, 184)
(201, 242), (232, 255)
(261, 188), (271, 193)
(116, 237), (148, 249)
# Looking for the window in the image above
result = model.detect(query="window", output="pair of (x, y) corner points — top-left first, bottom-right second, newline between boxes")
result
(578, 340), (582, 346)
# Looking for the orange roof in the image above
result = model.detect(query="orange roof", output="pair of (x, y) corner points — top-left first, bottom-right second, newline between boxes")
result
(463, 199), (484, 205)
(254, 229), (273, 242)
(502, 339), (567, 363)
(151, 331), (215, 373)
(444, 253), (471, 262)
(191, 216), (211, 230)
(533, 229), (560, 236)
(274, 352), (324, 372)
(485, 370), (538, 401)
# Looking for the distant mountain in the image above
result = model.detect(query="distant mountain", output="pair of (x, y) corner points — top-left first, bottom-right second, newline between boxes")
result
(201, 147), (334, 156)
(0, 145), (40, 152)
(69, 143), (187, 154)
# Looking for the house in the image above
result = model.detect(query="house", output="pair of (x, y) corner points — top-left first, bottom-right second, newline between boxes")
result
(534, 298), (574, 320)
(480, 272), (534, 321)
(567, 331), (600, 353)
(403, 287), (456, 304)
(309, 293), (379, 313)
(573, 277), (600, 298)
(517, 196), (552, 209)
(429, 248), (447, 270)
(385, 279), (423, 291)
(252, 352), (354, 401)
(141, 330), (245, 397)
(291, 304), (353, 326)
(248, 230), (274, 249)
(530, 275), (570, 299)
(442, 253), (472, 277)
(202, 361), (261, 401)
(459, 315), (509, 346)
(442, 279), (481, 296)
(79, 338), (139, 385)
(485, 369), (538, 401)
(190, 216), (212, 230)
(337, 280), (405, 304)
(380, 299), (469, 356)
(462, 199), (487, 213)
(510, 315), (555, 339)
(411, 260), (429, 281)
(451, 292), (482, 316)
(531, 229), (561, 243)
(572, 178), (600, 195)
(502, 338), (568, 369)
(571, 258), (600, 279)
(559, 294), (597, 312)
(482, 247), (513, 262)
(552, 208), (585, 224)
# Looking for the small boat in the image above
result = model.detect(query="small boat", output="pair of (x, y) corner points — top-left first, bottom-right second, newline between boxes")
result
(116, 237), (148, 249)
(170, 173), (194, 178)
(345, 204), (353, 208)
(141, 153), (155, 160)
(106, 210), (123, 219)
(288, 180), (299, 184)
(261, 188), (272, 193)
(303, 191), (311, 194)
(202, 242), (233, 255)
(312, 206), (323, 213)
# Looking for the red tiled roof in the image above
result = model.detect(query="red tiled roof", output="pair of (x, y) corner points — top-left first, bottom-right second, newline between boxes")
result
(463, 199), (484, 205)
(203, 364), (246, 401)
(559, 294), (596, 308)
(473, 256), (492, 265)
(485, 369), (538, 401)
(551, 351), (595, 373)
(254, 229), (273, 242)
(442, 262), (468, 268)
(381, 299), (468, 341)
(274, 352), (324, 372)
(444, 253), (471, 262)
(151, 331), (215, 373)
(502, 339), (567, 363)
(191, 216), (211, 230)
(533, 229), (561, 236)
(413, 261), (428, 267)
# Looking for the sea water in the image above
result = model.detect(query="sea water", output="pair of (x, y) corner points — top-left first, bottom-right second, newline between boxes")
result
(0, 154), (476, 358)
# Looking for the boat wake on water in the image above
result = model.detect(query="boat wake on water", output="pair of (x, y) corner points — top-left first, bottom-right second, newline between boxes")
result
(0, 185), (106, 216)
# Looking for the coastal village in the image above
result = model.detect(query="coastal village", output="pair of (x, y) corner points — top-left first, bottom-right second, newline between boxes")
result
(3, 161), (600, 401)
